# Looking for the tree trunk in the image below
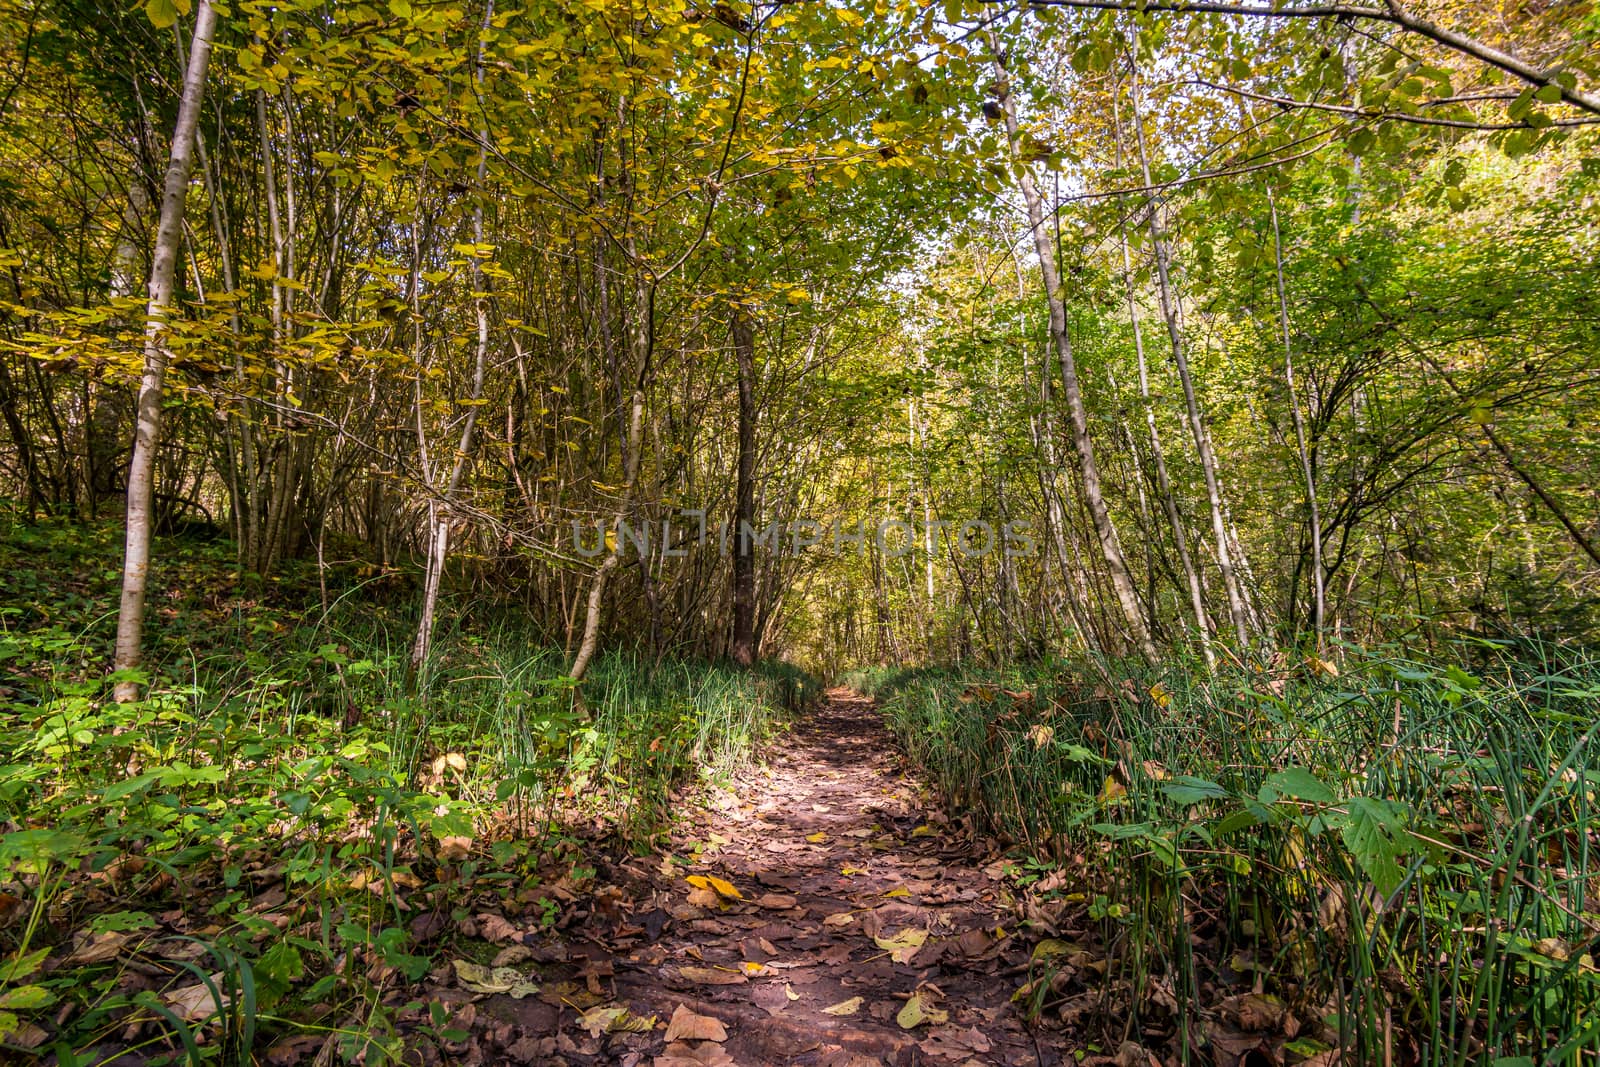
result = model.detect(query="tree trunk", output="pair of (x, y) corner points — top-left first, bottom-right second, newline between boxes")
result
(729, 303), (758, 667)
(1268, 191), (1326, 642)
(991, 45), (1157, 663)
(1128, 51), (1252, 648)
(113, 0), (219, 703)
(411, 0), (496, 676)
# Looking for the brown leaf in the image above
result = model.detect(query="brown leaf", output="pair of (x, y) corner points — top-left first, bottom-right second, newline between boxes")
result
(921, 1025), (993, 1059)
(1219, 992), (1292, 1033)
(751, 983), (793, 1016)
(163, 974), (229, 1022)
(265, 1034), (330, 1066)
(475, 912), (521, 944)
(655, 1042), (737, 1067)
(437, 835), (473, 862)
(685, 887), (722, 909)
(68, 930), (129, 965)
(677, 965), (748, 986)
(664, 1004), (728, 1042)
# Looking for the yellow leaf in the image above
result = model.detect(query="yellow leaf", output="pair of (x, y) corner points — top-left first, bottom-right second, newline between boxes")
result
(685, 874), (742, 900)
(840, 865), (866, 876)
(1148, 682), (1172, 708)
(1031, 939), (1075, 961)
(576, 1004), (654, 1037)
(873, 928), (927, 964)
(884, 887), (910, 898)
(1099, 776), (1127, 804)
(821, 996), (862, 1016)
(895, 990), (947, 1029)
(805, 832), (828, 844)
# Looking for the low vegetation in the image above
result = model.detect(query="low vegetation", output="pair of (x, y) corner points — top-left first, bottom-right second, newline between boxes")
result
(850, 648), (1600, 1061)
(0, 515), (812, 1059)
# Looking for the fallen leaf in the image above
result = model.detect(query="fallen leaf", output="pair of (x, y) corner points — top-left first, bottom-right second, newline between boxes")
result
(685, 887), (722, 908)
(68, 931), (129, 964)
(805, 832), (828, 844)
(452, 959), (538, 998)
(922, 1025), (992, 1058)
(873, 927), (928, 964)
(686, 874), (742, 901)
(751, 983), (792, 1016)
(664, 1004), (728, 1041)
(655, 1042), (737, 1067)
(883, 887), (911, 899)
(475, 912), (521, 943)
(822, 996), (863, 1016)
(0, 1019), (47, 1050)
(754, 893), (797, 909)
(1027, 724), (1054, 749)
(576, 1004), (656, 1038)
(163, 974), (229, 1022)
(1031, 938), (1076, 961)
(822, 912), (855, 927)
(437, 835), (473, 862)
(896, 990), (948, 1029)
(678, 966), (748, 986)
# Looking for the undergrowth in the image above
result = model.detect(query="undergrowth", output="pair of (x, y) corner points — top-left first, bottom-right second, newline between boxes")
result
(848, 643), (1600, 1064)
(0, 513), (814, 1062)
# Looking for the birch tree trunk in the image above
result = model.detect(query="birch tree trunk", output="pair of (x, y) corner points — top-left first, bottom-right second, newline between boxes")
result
(729, 303), (758, 666)
(1127, 52), (1253, 648)
(1268, 191), (1326, 642)
(411, 0), (496, 675)
(991, 46), (1157, 663)
(113, 0), (219, 703)
(1111, 95), (1213, 666)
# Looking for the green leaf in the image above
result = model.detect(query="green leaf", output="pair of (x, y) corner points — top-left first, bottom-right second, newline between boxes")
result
(145, 0), (178, 29)
(1260, 766), (1335, 804)
(0, 985), (55, 1011)
(1340, 796), (1407, 898)
(0, 947), (50, 984)
(1162, 776), (1229, 805)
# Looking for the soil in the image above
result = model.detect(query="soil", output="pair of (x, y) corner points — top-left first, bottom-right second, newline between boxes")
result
(414, 690), (1074, 1066)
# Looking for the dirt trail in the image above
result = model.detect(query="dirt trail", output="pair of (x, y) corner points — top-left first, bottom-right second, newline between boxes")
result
(465, 689), (1065, 1066)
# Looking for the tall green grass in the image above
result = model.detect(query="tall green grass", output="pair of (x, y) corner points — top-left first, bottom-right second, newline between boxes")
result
(850, 642), (1600, 1063)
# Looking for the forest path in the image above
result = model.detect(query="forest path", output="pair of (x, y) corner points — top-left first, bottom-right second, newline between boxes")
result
(483, 689), (1063, 1066)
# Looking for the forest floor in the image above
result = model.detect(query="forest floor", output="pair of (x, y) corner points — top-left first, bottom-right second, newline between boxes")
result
(419, 689), (1069, 1067)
